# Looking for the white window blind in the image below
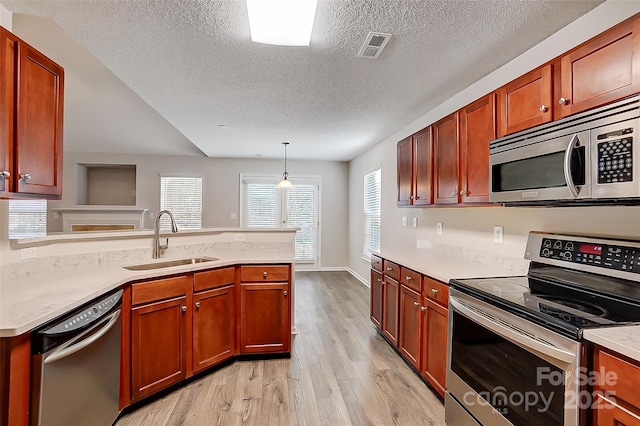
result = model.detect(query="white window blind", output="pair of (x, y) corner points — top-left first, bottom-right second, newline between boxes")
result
(285, 183), (318, 262)
(8, 199), (47, 239)
(160, 176), (203, 230)
(363, 168), (381, 258)
(244, 181), (279, 228)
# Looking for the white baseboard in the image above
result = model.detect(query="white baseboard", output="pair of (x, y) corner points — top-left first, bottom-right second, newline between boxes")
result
(346, 268), (369, 287)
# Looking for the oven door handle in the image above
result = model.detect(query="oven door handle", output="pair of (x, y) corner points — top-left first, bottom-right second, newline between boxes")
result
(563, 133), (580, 198)
(450, 297), (576, 364)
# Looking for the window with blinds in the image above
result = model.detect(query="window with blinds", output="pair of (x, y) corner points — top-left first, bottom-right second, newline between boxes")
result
(241, 175), (319, 264)
(363, 168), (381, 258)
(160, 176), (203, 230)
(8, 199), (47, 239)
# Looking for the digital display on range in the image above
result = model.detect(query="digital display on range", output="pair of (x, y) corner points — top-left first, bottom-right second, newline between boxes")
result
(579, 243), (603, 255)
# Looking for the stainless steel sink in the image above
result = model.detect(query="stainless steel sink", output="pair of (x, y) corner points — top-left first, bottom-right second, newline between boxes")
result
(123, 257), (218, 271)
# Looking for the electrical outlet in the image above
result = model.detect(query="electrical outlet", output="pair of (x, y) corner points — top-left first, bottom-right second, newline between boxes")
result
(436, 222), (443, 235)
(21, 247), (37, 260)
(412, 217), (418, 228)
(401, 217), (408, 227)
(494, 226), (504, 244)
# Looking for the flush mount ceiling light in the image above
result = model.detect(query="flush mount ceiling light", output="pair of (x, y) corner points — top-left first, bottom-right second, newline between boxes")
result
(276, 142), (294, 189)
(246, 0), (318, 46)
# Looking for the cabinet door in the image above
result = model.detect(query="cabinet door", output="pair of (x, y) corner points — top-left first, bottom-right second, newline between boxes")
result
(595, 393), (640, 426)
(397, 136), (413, 206)
(0, 28), (17, 194)
(399, 285), (421, 369)
(413, 127), (433, 206)
(434, 112), (460, 205)
(15, 42), (64, 197)
(560, 18), (640, 119)
(497, 64), (552, 137)
(382, 276), (400, 346)
(421, 297), (448, 398)
(459, 94), (495, 204)
(240, 283), (290, 354)
(131, 296), (188, 401)
(193, 285), (235, 373)
(370, 269), (384, 330)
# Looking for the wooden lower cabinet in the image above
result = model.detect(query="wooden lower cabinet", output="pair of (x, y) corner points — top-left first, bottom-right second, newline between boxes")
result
(421, 297), (448, 398)
(382, 276), (400, 346)
(239, 282), (290, 353)
(193, 284), (235, 373)
(399, 285), (422, 369)
(370, 269), (384, 329)
(593, 346), (640, 425)
(131, 295), (188, 401)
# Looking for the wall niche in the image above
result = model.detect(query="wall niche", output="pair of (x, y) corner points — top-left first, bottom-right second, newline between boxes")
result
(76, 164), (137, 206)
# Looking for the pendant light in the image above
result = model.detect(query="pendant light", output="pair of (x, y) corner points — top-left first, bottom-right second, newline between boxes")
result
(276, 142), (294, 189)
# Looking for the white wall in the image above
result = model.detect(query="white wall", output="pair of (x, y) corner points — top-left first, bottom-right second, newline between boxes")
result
(0, 4), (11, 31)
(348, 0), (640, 281)
(48, 152), (349, 268)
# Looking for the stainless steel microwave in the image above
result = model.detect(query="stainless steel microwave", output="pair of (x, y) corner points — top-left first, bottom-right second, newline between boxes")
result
(489, 95), (640, 205)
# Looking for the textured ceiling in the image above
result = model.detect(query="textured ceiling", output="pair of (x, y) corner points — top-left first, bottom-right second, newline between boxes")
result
(2, 0), (604, 161)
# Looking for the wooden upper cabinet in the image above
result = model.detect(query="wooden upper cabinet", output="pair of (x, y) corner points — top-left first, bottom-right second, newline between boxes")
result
(558, 18), (640, 119)
(459, 94), (496, 204)
(412, 127), (433, 206)
(434, 112), (460, 204)
(0, 27), (64, 199)
(497, 64), (552, 137)
(396, 136), (413, 206)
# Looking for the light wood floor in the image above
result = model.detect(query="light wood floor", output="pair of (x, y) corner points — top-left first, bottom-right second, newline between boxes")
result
(116, 271), (445, 425)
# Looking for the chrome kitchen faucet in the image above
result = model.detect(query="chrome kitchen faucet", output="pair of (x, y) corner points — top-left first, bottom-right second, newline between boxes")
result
(153, 210), (178, 258)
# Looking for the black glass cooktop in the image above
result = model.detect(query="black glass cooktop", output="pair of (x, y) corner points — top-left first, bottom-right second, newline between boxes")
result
(450, 263), (640, 339)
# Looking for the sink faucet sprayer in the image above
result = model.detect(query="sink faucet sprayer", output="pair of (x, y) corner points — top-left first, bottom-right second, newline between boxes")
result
(153, 210), (178, 258)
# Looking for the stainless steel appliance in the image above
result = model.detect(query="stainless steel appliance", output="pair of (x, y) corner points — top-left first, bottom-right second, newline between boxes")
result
(489, 96), (640, 205)
(446, 232), (640, 426)
(31, 289), (123, 426)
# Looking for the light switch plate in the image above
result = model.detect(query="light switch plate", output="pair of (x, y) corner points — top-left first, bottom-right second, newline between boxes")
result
(402, 217), (408, 227)
(412, 217), (418, 228)
(494, 226), (504, 244)
(436, 222), (443, 235)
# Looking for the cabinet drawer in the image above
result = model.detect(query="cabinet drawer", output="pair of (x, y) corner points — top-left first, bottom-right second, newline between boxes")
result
(596, 348), (640, 409)
(193, 267), (235, 292)
(400, 267), (421, 292)
(423, 277), (449, 307)
(383, 260), (400, 281)
(371, 254), (383, 272)
(132, 275), (190, 306)
(240, 265), (289, 282)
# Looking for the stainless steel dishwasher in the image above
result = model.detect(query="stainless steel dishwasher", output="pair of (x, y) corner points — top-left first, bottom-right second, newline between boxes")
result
(31, 289), (123, 426)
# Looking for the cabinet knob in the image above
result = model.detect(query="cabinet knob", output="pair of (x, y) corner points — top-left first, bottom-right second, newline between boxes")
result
(421, 306), (427, 312)
(195, 302), (200, 309)
(181, 305), (187, 312)
(386, 267), (393, 271)
(283, 290), (288, 296)
(263, 271), (268, 278)
(1, 171), (9, 179)
(377, 278), (382, 282)
(558, 97), (569, 105)
(20, 173), (31, 181)
(413, 301), (420, 307)
(431, 288), (439, 295)
(405, 276), (412, 281)
(460, 190), (467, 196)
(414, 195), (420, 200)
(539, 104), (548, 112)
(451, 191), (458, 197)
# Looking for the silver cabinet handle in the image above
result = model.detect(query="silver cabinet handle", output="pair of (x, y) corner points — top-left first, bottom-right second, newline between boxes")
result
(431, 288), (439, 294)
(1, 171), (9, 179)
(377, 278), (382, 282)
(386, 267), (393, 271)
(451, 191), (457, 196)
(195, 302), (200, 309)
(413, 301), (420, 307)
(460, 190), (467, 196)
(405, 276), (412, 281)
(263, 271), (268, 278)
(558, 97), (568, 105)
(181, 305), (187, 312)
(539, 104), (548, 112)
(421, 306), (427, 312)
(283, 290), (288, 296)
(20, 173), (31, 181)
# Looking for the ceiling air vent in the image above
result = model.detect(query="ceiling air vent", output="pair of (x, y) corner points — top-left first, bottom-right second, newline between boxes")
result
(357, 32), (392, 59)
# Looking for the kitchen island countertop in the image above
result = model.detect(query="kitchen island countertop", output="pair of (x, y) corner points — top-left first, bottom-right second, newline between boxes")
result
(584, 326), (640, 362)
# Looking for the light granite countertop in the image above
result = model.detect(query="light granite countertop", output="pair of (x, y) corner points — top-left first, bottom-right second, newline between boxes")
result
(584, 326), (640, 362)
(0, 252), (293, 338)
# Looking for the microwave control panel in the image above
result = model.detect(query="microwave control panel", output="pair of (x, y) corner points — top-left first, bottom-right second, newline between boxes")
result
(539, 237), (639, 274)
(596, 127), (633, 184)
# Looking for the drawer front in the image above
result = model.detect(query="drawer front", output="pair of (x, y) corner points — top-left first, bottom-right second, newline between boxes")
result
(383, 260), (400, 281)
(400, 267), (421, 292)
(423, 276), (449, 307)
(371, 255), (383, 272)
(240, 265), (289, 282)
(596, 348), (640, 409)
(132, 275), (190, 306)
(193, 267), (235, 292)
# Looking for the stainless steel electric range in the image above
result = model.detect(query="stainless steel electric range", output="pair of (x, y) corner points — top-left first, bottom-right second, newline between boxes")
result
(446, 231), (640, 426)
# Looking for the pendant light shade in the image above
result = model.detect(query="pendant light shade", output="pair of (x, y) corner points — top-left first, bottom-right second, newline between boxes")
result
(276, 142), (294, 189)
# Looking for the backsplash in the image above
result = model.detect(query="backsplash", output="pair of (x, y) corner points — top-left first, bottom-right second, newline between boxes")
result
(1, 240), (294, 281)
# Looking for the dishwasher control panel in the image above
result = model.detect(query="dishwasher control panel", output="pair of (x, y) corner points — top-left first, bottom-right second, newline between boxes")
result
(41, 289), (123, 335)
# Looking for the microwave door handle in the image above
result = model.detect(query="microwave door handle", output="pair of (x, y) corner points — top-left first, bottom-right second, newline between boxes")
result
(564, 134), (580, 198)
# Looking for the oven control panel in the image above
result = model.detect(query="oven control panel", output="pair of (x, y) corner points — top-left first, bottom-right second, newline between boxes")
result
(539, 237), (640, 274)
